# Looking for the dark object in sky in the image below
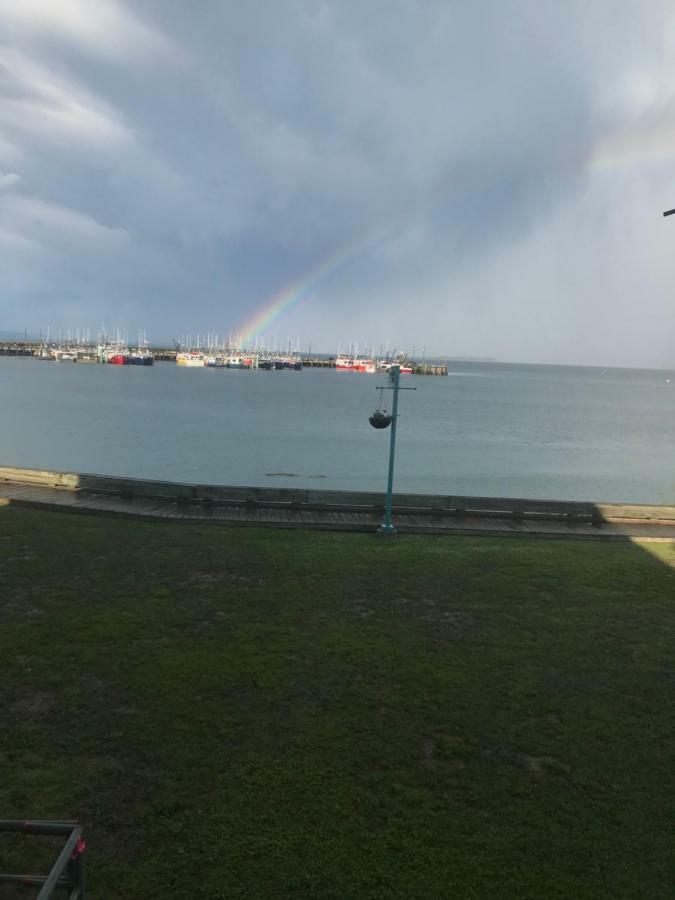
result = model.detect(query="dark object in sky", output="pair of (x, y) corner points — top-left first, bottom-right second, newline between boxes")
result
(369, 410), (392, 428)
(663, 208), (675, 216)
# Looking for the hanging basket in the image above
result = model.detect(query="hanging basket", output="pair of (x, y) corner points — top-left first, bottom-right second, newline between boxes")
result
(369, 410), (392, 429)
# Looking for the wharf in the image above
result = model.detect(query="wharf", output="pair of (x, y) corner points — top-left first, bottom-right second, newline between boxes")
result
(153, 348), (177, 361)
(2, 467), (675, 541)
(0, 342), (37, 357)
(143, 353), (448, 373)
(297, 357), (336, 368)
(410, 363), (448, 376)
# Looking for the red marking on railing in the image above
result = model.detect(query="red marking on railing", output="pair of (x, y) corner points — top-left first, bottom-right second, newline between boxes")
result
(71, 837), (86, 859)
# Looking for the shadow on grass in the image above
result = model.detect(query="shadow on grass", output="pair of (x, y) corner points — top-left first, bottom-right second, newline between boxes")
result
(0, 504), (673, 900)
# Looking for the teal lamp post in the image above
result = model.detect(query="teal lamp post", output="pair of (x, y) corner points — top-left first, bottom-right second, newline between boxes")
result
(369, 364), (416, 536)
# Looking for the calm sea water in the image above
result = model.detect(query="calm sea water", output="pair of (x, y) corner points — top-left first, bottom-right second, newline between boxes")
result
(2, 357), (675, 503)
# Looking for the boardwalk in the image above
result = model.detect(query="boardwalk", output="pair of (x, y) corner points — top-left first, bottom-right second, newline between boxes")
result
(3, 480), (675, 541)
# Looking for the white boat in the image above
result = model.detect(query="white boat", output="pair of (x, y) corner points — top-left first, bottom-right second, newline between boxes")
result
(227, 356), (253, 368)
(377, 360), (413, 375)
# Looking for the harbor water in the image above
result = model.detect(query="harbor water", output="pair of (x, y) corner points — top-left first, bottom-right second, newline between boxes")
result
(1, 357), (675, 504)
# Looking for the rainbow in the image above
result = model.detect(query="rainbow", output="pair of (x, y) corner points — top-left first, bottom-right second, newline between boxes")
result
(235, 226), (394, 344)
(238, 118), (674, 344)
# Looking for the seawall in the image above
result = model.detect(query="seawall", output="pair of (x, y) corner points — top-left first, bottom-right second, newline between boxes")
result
(2, 465), (675, 525)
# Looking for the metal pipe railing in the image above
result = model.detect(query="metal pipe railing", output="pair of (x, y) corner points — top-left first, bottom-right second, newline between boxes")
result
(0, 820), (86, 899)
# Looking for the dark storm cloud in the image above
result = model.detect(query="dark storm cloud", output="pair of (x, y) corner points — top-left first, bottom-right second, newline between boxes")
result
(1, 0), (675, 364)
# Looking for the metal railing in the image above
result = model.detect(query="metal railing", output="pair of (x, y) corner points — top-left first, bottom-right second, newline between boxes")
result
(4, 465), (675, 525)
(0, 820), (86, 898)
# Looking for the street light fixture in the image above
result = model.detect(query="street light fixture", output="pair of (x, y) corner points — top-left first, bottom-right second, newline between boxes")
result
(369, 364), (416, 537)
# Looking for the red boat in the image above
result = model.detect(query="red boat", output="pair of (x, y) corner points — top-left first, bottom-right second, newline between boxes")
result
(108, 353), (128, 365)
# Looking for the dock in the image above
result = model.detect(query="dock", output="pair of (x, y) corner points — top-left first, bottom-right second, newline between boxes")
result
(0, 341), (36, 357)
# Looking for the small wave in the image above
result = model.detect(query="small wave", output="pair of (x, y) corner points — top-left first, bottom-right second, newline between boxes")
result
(265, 472), (328, 478)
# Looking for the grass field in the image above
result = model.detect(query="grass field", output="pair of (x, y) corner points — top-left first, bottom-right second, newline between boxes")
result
(1, 507), (673, 898)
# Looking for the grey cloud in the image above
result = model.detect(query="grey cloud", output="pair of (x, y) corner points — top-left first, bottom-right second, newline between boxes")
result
(0, 171), (23, 190)
(0, 0), (674, 364)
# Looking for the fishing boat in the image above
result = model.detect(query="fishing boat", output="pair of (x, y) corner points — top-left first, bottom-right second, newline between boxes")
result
(53, 349), (77, 362)
(227, 355), (253, 368)
(353, 357), (377, 373)
(176, 351), (206, 367)
(377, 360), (413, 375)
(336, 354), (375, 373)
(75, 351), (99, 364)
(103, 339), (129, 365)
(204, 354), (227, 367)
(129, 348), (154, 366)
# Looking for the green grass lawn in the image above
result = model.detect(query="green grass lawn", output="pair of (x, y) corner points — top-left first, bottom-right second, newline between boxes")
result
(1, 507), (673, 899)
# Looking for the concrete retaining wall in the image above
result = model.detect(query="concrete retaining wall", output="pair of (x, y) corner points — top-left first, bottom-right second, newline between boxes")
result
(2, 465), (675, 522)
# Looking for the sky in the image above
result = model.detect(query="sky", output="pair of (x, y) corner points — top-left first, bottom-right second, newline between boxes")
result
(1, 0), (675, 365)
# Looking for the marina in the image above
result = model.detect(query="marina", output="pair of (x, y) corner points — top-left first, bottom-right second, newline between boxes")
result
(0, 339), (448, 374)
(10, 338), (156, 366)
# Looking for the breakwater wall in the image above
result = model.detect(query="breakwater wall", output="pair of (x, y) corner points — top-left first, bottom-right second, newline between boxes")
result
(2, 466), (675, 524)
